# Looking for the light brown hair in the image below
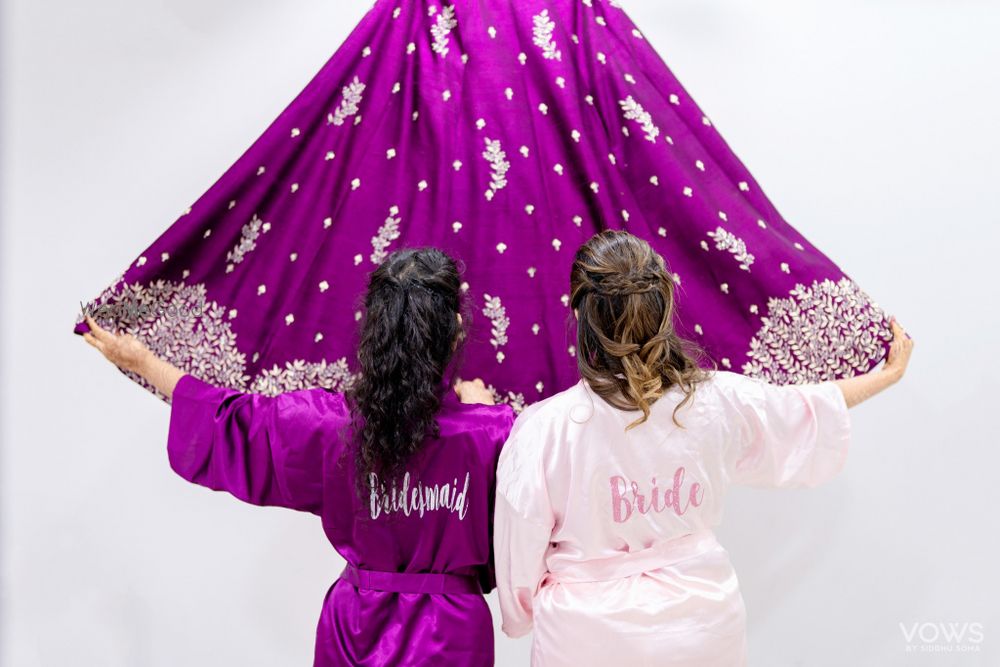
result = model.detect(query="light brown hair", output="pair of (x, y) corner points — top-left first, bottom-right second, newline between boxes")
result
(570, 230), (709, 429)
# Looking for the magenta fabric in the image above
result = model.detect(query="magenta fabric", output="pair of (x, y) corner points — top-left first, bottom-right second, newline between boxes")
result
(167, 373), (514, 665)
(74, 0), (891, 408)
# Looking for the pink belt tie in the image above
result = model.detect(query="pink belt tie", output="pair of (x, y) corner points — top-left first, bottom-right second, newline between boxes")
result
(545, 529), (723, 585)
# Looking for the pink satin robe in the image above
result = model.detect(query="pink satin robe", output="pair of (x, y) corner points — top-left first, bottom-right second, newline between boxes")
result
(494, 371), (851, 666)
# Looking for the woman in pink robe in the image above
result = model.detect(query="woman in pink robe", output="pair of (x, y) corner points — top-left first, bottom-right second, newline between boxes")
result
(493, 231), (913, 666)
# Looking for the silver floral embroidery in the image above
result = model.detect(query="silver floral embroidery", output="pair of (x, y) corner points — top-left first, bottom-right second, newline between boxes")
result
(482, 138), (510, 200)
(532, 10), (562, 61)
(707, 226), (754, 271)
(431, 5), (457, 58)
(483, 294), (509, 363)
(226, 215), (270, 267)
(330, 77), (366, 126)
(250, 358), (356, 396)
(488, 385), (526, 414)
(742, 278), (891, 385)
(81, 280), (250, 399)
(619, 96), (659, 143)
(370, 205), (402, 264)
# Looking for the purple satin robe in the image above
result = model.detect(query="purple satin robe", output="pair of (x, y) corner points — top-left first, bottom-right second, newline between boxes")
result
(167, 374), (514, 666)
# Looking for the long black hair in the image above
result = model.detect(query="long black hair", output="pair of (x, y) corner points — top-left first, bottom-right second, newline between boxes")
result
(346, 247), (466, 486)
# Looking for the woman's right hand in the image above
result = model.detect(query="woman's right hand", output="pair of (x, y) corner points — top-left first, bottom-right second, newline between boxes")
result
(455, 379), (496, 406)
(882, 318), (915, 383)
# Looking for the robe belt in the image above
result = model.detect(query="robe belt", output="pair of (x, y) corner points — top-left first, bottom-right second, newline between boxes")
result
(340, 564), (483, 595)
(545, 528), (722, 585)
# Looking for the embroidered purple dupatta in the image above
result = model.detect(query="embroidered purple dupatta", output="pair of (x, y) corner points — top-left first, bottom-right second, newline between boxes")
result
(74, 0), (890, 408)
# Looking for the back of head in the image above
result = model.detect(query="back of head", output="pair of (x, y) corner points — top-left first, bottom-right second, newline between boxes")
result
(347, 247), (464, 485)
(570, 230), (708, 429)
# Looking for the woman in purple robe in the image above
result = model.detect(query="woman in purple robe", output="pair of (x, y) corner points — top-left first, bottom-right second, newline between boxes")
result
(82, 248), (515, 666)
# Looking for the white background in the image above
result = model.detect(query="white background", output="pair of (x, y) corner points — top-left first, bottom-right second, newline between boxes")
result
(2, 0), (998, 665)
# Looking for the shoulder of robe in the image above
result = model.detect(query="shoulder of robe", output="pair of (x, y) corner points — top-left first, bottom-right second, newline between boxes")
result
(501, 383), (589, 453)
(524, 382), (589, 424)
(698, 370), (766, 397)
(435, 401), (515, 463)
(274, 388), (352, 431)
(692, 371), (777, 432)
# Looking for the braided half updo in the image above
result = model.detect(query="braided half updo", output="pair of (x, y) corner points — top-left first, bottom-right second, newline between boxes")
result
(346, 248), (466, 486)
(570, 230), (710, 430)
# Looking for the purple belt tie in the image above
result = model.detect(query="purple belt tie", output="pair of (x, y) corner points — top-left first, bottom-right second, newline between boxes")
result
(340, 564), (483, 595)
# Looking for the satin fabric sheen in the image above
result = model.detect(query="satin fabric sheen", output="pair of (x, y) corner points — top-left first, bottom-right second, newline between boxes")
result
(167, 374), (514, 666)
(494, 371), (851, 665)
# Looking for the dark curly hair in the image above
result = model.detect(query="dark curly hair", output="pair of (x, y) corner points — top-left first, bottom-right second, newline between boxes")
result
(346, 248), (466, 487)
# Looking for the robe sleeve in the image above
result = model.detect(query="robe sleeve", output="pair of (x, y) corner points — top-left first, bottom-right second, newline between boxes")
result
(479, 406), (517, 596)
(712, 371), (852, 489)
(167, 374), (344, 514)
(493, 405), (556, 638)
